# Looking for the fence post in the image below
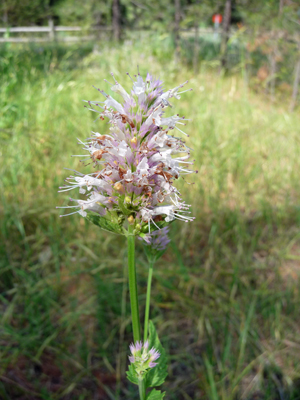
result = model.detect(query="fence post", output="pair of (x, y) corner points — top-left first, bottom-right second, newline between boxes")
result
(174, 0), (181, 64)
(112, 0), (121, 41)
(220, 0), (232, 71)
(48, 18), (55, 41)
(290, 40), (300, 112)
(193, 22), (200, 74)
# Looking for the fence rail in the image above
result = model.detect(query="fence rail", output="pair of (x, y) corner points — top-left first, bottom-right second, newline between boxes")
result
(0, 26), (83, 33)
(0, 36), (96, 43)
(0, 19), (113, 43)
(0, 20), (217, 43)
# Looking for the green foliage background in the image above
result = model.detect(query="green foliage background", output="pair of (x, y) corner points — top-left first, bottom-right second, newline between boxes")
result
(1, 1), (300, 399)
(1, 0), (298, 31)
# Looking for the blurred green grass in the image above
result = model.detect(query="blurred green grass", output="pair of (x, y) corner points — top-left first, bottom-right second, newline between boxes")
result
(1, 40), (300, 400)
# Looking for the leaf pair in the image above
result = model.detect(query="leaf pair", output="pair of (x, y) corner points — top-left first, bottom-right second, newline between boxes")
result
(86, 212), (124, 235)
(142, 244), (167, 263)
(86, 211), (171, 238)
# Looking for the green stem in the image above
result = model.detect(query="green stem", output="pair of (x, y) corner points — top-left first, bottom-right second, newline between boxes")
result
(144, 260), (154, 343)
(138, 379), (146, 400)
(127, 227), (141, 343)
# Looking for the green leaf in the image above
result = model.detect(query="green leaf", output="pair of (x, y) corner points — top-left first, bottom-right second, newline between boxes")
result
(145, 321), (168, 388)
(118, 198), (132, 216)
(143, 244), (167, 263)
(146, 389), (166, 400)
(86, 212), (124, 235)
(204, 356), (219, 400)
(126, 363), (139, 385)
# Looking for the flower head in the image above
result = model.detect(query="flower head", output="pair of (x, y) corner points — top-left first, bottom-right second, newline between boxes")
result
(140, 226), (171, 251)
(58, 71), (196, 235)
(129, 340), (160, 377)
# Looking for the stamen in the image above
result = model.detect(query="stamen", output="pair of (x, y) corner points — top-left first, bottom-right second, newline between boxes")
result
(59, 211), (79, 217)
(175, 126), (188, 136)
(110, 72), (118, 83)
(126, 72), (134, 82)
(104, 79), (113, 86)
(177, 88), (193, 94)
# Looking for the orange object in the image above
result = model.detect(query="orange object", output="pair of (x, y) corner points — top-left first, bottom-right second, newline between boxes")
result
(212, 14), (223, 24)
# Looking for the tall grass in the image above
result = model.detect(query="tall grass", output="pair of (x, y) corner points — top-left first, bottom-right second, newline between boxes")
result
(1, 39), (300, 400)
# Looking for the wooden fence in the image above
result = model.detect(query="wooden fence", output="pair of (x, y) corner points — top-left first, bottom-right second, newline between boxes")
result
(0, 19), (112, 43)
(1, 21), (299, 109)
(0, 19), (217, 43)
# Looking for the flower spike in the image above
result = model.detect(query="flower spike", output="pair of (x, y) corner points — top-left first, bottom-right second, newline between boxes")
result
(58, 72), (195, 237)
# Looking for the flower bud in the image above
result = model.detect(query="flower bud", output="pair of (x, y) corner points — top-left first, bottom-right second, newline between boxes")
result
(128, 215), (135, 225)
(125, 196), (131, 204)
(133, 224), (141, 235)
(114, 182), (125, 193)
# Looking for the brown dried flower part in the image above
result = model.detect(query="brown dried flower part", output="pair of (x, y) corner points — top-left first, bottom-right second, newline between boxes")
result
(138, 142), (150, 155)
(154, 163), (175, 181)
(92, 149), (107, 162)
(118, 113), (135, 128)
(118, 167), (127, 179)
(143, 186), (152, 198)
(93, 135), (112, 145)
(93, 171), (104, 178)
(164, 171), (175, 181)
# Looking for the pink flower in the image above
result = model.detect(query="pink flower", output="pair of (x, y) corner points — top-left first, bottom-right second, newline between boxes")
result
(128, 340), (160, 376)
(58, 71), (196, 235)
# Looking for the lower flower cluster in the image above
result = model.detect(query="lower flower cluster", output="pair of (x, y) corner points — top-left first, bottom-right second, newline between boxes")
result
(129, 340), (160, 378)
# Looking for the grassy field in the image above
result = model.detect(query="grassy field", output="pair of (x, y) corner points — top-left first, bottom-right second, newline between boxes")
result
(1, 39), (300, 400)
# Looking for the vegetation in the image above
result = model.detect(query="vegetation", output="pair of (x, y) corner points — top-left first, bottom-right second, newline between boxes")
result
(1, 36), (300, 399)
(1, 0), (300, 107)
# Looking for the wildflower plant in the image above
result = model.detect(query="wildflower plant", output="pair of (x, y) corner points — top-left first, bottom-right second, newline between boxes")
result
(58, 70), (195, 399)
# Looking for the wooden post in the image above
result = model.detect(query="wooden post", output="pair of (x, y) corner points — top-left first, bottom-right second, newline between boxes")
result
(3, 9), (8, 25)
(279, 0), (284, 14)
(269, 47), (277, 101)
(193, 21), (200, 74)
(290, 41), (300, 112)
(174, 0), (181, 64)
(220, 0), (231, 71)
(48, 18), (55, 41)
(112, 0), (121, 42)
